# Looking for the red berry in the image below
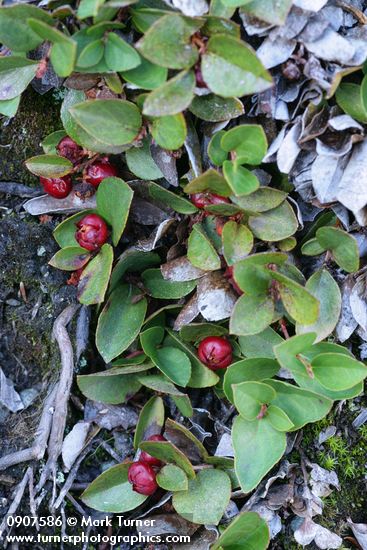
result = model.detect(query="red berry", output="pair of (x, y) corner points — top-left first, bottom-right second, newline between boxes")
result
(140, 434), (166, 467)
(75, 213), (108, 251)
(190, 193), (230, 210)
(224, 266), (243, 295)
(198, 336), (233, 370)
(57, 136), (82, 164)
(40, 176), (72, 199)
(85, 160), (118, 187)
(128, 461), (158, 496)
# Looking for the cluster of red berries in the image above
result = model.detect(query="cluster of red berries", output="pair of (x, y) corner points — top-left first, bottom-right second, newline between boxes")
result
(128, 434), (166, 496)
(40, 136), (118, 199)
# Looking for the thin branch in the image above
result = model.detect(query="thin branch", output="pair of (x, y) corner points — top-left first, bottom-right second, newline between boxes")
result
(0, 467), (32, 538)
(35, 304), (79, 500)
(0, 386), (57, 470)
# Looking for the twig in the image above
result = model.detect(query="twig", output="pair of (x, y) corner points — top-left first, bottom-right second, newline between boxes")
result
(0, 182), (42, 198)
(35, 304), (79, 501)
(0, 386), (57, 470)
(53, 441), (95, 510)
(0, 467), (32, 538)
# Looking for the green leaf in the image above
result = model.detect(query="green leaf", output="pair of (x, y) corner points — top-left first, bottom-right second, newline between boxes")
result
(248, 201), (298, 242)
(190, 94), (243, 122)
(96, 177), (133, 246)
(78, 0), (105, 19)
(268, 270), (319, 325)
(131, 7), (171, 34)
(28, 19), (77, 77)
(142, 268), (197, 299)
(137, 14), (203, 69)
(78, 244), (113, 305)
(165, 329), (220, 388)
(296, 270), (341, 342)
(240, 0), (293, 25)
(138, 373), (186, 396)
(311, 353), (367, 391)
(223, 161), (260, 197)
(0, 96), (21, 118)
(187, 223), (221, 271)
(210, 0), (236, 17)
(202, 34), (272, 98)
(208, 131), (228, 166)
(202, 15), (240, 38)
(110, 249), (160, 291)
(221, 125), (268, 165)
(142, 70), (195, 117)
(96, 284), (147, 363)
(121, 55), (168, 90)
(274, 332), (316, 375)
(157, 464), (188, 491)
(81, 463), (147, 513)
(301, 238), (326, 256)
(222, 221), (253, 265)
(233, 415), (286, 493)
(239, 327), (283, 359)
(49, 247), (91, 271)
(41, 130), (67, 154)
(140, 327), (191, 386)
(70, 99), (142, 147)
(134, 396), (165, 449)
(171, 395), (193, 418)
(223, 358), (279, 403)
(361, 73), (367, 114)
(172, 469), (231, 524)
(105, 32), (141, 71)
(336, 83), (367, 124)
(150, 113), (187, 150)
(139, 440), (196, 478)
(232, 187), (287, 213)
(61, 90), (120, 154)
(266, 405), (294, 432)
(0, 5), (53, 52)
(183, 168), (231, 196)
(125, 138), (163, 180)
(148, 182), (197, 214)
(233, 381), (276, 420)
(0, 57), (38, 101)
(230, 293), (274, 336)
(77, 372), (141, 404)
(77, 39), (104, 68)
(180, 323), (228, 342)
(211, 511), (269, 550)
(265, 379), (333, 429)
(154, 347), (192, 387)
(25, 154), (73, 178)
(316, 227), (359, 273)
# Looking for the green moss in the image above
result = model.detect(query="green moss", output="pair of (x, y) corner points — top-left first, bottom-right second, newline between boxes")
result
(0, 87), (62, 185)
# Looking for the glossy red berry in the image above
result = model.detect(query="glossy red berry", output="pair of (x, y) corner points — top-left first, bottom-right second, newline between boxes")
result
(140, 434), (166, 467)
(75, 214), (108, 251)
(190, 192), (230, 210)
(40, 176), (72, 199)
(198, 336), (233, 370)
(128, 461), (158, 496)
(85, 160), (118, 187)
(57, 136), (82, 164)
